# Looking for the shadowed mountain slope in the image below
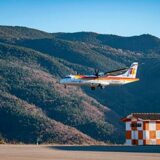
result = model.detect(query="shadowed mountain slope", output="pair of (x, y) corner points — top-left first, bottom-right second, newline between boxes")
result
(0, 26), (160, 144)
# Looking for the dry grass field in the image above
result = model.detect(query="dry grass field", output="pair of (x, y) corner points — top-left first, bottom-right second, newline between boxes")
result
(0, 144), (160, 160)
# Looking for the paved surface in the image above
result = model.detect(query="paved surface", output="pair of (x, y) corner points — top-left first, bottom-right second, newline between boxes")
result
(0, 144), (160, 160)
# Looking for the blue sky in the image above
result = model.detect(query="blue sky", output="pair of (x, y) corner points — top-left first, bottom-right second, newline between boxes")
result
(0, 0), (160, 37)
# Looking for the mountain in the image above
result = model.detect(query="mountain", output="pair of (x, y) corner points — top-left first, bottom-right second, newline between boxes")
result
(0, 25), (52, 40)
(54, 32), (160, 53)
(0, 25), (160, 144)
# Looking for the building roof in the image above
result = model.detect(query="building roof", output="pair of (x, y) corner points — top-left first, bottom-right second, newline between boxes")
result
(132, 113), (160, 120)
(121, 113), (160, 122)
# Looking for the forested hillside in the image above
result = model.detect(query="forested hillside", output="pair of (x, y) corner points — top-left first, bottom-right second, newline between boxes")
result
(0, 26), (160, 144)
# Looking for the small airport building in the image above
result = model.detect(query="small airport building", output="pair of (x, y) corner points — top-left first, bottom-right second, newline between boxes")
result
(121, 113), (160, 145)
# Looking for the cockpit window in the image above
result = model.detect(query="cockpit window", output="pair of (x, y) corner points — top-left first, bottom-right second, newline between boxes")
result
(65, 76), (71, 79)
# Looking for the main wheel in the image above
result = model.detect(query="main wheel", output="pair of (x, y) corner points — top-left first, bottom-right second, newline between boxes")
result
(91, 86), (96, 90)
(100, 85), (105, 89)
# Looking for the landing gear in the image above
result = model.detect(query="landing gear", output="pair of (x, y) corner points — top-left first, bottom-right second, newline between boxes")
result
(91, 86), (96, 90)
(100, 85), (105, 89)
(98, 84), (105, 89)
(91, 85), (105, 90)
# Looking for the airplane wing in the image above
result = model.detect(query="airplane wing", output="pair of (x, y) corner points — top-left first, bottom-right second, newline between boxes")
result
(103, 67), (129, 76)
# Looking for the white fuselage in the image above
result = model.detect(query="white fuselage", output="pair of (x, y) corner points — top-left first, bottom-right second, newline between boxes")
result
(60, 62), (139, 89)
(60, 74), (139, 87)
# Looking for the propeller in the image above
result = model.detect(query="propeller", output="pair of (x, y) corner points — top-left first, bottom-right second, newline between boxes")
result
(94, 68), (100, 77)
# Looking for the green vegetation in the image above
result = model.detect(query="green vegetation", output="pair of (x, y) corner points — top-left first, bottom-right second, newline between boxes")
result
(0, 91), (95, 144)
(0, 41), (120, 144)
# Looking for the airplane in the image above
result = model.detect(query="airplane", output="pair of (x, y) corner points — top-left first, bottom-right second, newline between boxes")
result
(60, 62), (139, 90)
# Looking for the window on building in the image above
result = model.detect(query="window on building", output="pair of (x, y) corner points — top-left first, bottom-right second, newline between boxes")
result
(131, 123), (141, 127)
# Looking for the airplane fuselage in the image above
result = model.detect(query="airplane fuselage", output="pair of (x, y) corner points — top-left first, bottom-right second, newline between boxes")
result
(60, 74), (139, 87)
(60, 62), (139, 90)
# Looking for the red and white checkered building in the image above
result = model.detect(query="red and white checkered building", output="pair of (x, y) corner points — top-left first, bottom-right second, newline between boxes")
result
(121, 113), (160, 145)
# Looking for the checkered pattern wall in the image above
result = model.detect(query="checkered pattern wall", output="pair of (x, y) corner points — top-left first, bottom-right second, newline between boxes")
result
(125, 121), (160, 145)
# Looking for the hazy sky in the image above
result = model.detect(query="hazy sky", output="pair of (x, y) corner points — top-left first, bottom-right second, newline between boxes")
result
(0, 0), (160, 37)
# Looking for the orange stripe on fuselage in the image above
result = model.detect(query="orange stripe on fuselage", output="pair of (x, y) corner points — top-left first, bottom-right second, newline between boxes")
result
(75, 75), (139, 82)
(98, 76), (139, 81)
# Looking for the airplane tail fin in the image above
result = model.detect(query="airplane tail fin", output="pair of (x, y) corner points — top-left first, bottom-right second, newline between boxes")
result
(122, 62), (138, 78)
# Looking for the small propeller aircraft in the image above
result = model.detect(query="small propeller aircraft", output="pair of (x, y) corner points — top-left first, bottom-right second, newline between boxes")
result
(60, 62), (139, 90)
